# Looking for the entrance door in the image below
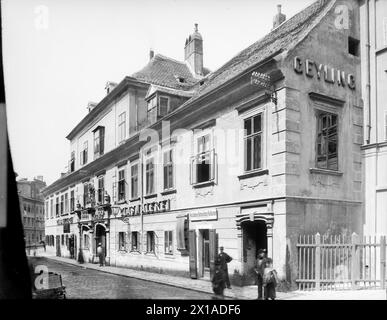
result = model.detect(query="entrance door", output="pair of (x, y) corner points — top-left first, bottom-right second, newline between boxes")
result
(95, 224), (107, 257)
(55, 235), (61, 257)
(242, 221), (267, 285)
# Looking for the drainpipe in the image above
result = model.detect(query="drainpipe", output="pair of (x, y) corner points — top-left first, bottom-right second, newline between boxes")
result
(365, 0), (371, 144)
(140, 144), (144, 254)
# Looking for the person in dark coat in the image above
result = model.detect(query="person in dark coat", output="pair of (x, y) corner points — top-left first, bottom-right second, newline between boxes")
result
(254, 248), (268, 300)
(263, 258), (279, 300)
(211, 258), (226, 299)
(217, 246), (233, 289)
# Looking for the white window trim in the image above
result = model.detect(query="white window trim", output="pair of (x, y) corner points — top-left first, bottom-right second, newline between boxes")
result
(158, 95), (170, 115)
(130, 161), (140, 200)
(162, 147), (175, 191)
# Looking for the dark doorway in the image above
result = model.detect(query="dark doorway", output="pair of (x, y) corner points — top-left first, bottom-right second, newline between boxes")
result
(95, 224), (106, 258)
(242, 220), (267, 285)
(202, 229), (210, 272)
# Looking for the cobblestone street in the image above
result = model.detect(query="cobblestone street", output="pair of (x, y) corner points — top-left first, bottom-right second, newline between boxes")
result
(29, 257), (214, 299)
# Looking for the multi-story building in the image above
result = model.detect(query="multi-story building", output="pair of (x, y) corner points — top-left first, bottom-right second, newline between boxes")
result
(359, 0), (387, 237)
(17, 176), (46, 246)
(43, 0), (363, 287)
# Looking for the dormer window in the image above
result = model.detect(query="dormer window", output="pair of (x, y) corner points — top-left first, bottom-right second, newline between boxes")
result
(147, 95), (170, 124)
(158, 96), (170, 117)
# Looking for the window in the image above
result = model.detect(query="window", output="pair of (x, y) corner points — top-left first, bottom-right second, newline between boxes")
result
(83, 183), (89, 207)
(50, 199), (54, 218)
(348, 37), (359, 57)
(80, 141), (88, 165)
(70, 151), (75, 173)
(163, 150), (174, 190)
(158, 96), (170, 117)
(93, 126), (105, 158)
(70, 190), (75, 212)
(131, 232), (140, 251)
(190, 134), (216, 185)
(145, 158), (155, 195)
(118, 232), (126, 251)
(147, 97), (157, 124)
(97, 176), (105, 204)
(164, 231), (173, 255)
(64, 193), (68, 213)
(118, 169), (126, 202)
(61, 234), (64, 246)
(316, 112), (338, 170)
(55, 197), (59, 217)
(131, 164), (139, 199)
(118, 112), (126, 143)
(83, 234), (89, 249)
(244, 114), (262, 172)
(147, 231), (155, 253)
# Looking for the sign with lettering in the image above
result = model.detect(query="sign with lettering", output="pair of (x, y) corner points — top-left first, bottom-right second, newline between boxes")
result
(93, 208), (105, 221)
(251, 72), (272, 89)
(189, 210), (218, 222)
(293, 56), (355, 89)
(80, 211), (90, 221)
(113, 199), (171, 218)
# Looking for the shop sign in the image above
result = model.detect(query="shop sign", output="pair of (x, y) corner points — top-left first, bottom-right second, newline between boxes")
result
(80, 210), (90, 221)
(294, 56), (355, 89)
(113, 199), (170, 217)
(93, 208), (106, 221)
(250, 72), (272, 89)
(57, 217), (73, 225)
(189, 209), (218, 222)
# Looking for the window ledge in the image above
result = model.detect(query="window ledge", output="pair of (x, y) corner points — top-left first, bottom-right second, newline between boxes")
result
(309, 168), (343, 176)
(118, 250), (127, 253)
(144, 193), (157, 199)
(145, 251), (156, 256)
(130, 197), (141, 202)
(116, 200), (127, 205)
(161, 189), (177, 196)
(238, 169), (269, 180)
(192, 181), (216, 189)
(130, 250), (140, 254)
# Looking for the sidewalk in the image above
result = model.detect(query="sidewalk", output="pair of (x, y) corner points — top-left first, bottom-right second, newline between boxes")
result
(39, 254), (386, 300)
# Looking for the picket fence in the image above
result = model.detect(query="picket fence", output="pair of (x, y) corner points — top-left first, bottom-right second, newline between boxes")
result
(296, 233), (386, 290)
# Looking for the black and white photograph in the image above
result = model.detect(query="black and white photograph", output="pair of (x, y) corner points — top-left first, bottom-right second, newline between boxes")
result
(0, 0), (386, 311)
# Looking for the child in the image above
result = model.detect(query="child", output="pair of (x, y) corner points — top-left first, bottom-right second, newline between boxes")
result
(263, 258), (279, 300)
(211, 258), (226, 299)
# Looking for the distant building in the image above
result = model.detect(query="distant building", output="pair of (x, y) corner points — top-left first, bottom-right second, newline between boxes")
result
(359, 0), (387, 237)
(17, 176), (46, 246)
(43, 0), (362, 287)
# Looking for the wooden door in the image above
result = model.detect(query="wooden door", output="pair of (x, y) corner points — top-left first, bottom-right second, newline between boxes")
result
(189, 230), (197, 279)
(209, 229), (218, 280)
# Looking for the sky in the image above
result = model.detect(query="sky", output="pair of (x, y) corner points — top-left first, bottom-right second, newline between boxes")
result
(2, 0), (315, 185)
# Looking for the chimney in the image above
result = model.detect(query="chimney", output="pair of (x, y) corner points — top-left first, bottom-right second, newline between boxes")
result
(149, 48), (154, 60)
(87, 101), (98, 113)
(34, 175), (44, 182)
(105, 81), (117, 95)
(184, 23), (203, 77)
(273, 4), (286, 29)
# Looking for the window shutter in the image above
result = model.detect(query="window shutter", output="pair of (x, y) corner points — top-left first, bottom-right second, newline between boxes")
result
(210, 149), (216, 182)
(100, 127), (105, 155)
(190, 156), (197, 185)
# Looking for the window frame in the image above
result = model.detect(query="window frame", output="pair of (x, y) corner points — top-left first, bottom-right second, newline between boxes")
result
(64, 193), (69, 214)
(118, 232), (126, 251)
(130, 163), (139, 199)
(164, 230), (173, 255)
(243, 112), (263, 173)
(118, 111), (127, 143)
(70, 190), (75, 212)
(131, 231), (140, 252)
(146, 231), (156, 253)
(190, 132), (216, 185)
(97, 175), (105, 204)
(163, 149), (174, 191)
(158, 95), (170, 117)
(145, 157), (155, 195)
(118, 168), (126, 202)
(93, 126), (105, 158)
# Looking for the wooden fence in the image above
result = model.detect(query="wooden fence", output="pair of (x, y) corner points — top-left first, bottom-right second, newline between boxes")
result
(296, 233), (386, 290)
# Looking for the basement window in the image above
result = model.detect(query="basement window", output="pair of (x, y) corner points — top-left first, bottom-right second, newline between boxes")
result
(348, 37), (360, 57)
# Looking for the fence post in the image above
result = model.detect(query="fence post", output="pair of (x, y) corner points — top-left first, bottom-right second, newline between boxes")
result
(381, 236), (386, 290)
(351, 232), (358, 289)
(315, 233), (320, 290)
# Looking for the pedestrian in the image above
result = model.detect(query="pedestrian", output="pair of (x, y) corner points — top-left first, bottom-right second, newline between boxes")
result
(263, 258), (279, 300)
(254, 248), (268, 300)
(97, 243), (104, 267)
(211, 258), (226, 300)
(217, 246), (233, 289)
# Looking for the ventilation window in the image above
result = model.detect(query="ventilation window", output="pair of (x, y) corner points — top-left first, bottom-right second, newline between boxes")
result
(348, 37), (360, 57)
(199, 80), (205, 86)
(178, 77), (185, 83)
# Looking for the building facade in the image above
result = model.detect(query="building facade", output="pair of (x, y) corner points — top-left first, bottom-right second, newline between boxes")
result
(359, 0), (387, 237)
(17, 176), (46, 246)
(43, 0), (363, 287)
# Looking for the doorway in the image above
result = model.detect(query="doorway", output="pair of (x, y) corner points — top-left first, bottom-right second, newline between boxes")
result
(242, 220), (267, 285)
(95, 224), (106, 258)
(202, 230), (210, 274)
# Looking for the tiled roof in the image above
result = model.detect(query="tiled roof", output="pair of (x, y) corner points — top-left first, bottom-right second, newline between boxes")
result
(132, 54), (199, 89)
(188, 0), (334, 101)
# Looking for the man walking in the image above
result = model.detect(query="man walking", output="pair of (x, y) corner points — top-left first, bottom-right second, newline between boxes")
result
(254, 248), (268, 300)
(97, 243), (104, 267)
(217, 246), (232, 289)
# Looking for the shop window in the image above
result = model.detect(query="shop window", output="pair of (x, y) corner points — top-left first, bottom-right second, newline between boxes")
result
(163, 149), (174, 190)
(244, 113), (262, 172)
(145, 158), (155, 195)
(131, 164), (139, 199)
(80, 141), (88, 166)
(118, 112), (126, 143)
(164, 231), (173, 255)
(93, 126), (105, 159)
(190, 135), (216, 185)
(118, 232), (126, 251)
(316, 112), (338, 171)
(65, 235), (69, 248)
(97, 175), (105, 204)
(348, 37), (359, 57)
(118, 168), (126, 202)
(147, 231), (155, 253)
(83, 234), (89, 249)
(131, 232), (140, 251)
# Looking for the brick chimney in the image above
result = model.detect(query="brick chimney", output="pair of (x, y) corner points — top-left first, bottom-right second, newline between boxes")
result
(273, 4), (286, 29)
(184, 23), (203, 77)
